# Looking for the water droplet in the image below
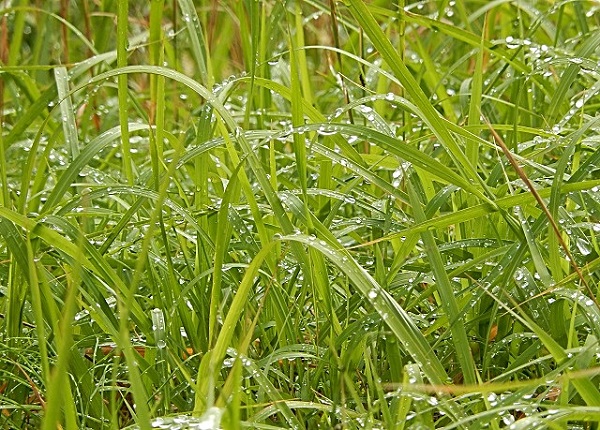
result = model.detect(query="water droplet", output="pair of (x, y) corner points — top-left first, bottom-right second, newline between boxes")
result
(576, 237), (592, 256)
(316, 126), (338, 136)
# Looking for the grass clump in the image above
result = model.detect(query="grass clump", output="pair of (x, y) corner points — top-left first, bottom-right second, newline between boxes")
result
(1, 0), (600, 428)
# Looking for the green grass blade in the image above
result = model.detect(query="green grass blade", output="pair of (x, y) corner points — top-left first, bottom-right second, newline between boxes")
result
(116, 0), (134, 185)
(54, 67), (79, 160)
(177, 0), (210, 85)
(407, 174), (477, 385)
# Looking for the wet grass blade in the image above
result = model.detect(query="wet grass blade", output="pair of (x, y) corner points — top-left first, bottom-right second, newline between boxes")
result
(407, 174), (477, 385)
(116, 0), (133, 185)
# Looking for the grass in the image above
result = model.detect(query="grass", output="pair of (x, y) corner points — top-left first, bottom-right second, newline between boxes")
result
(1, 0), (600, 428)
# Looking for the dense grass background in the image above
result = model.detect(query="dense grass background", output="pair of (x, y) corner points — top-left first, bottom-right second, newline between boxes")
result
(1, 0), (600, 428)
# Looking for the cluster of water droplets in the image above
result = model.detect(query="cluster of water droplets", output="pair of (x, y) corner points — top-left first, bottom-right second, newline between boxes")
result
(211, 71), (248, 97)
(143, 407), (223, 430)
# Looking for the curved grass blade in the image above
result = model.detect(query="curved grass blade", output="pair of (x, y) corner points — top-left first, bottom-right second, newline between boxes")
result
(284, 234), (449, 385)
(547, 30), (600, 122)
(41, 124), (150, 213)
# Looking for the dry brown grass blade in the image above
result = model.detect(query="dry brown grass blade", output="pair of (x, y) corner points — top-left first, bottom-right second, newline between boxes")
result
(484, 119), (597, 305)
